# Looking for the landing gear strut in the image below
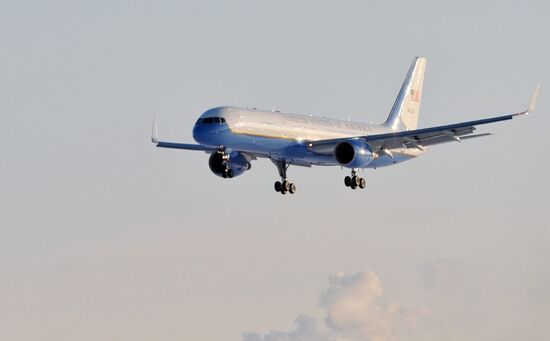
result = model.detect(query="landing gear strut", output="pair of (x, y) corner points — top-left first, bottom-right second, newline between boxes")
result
(218, 146), (234, 178)
(273, 160), (296, 195)
(344, 169), (366, 190)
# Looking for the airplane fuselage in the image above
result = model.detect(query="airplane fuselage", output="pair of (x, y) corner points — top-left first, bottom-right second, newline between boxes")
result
(192, 106), (424, 168)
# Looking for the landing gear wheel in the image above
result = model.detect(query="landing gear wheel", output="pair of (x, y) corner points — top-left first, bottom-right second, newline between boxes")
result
(289, 183), (296, 194)
(344, 176), (352, 187)
(282, 180), (290, 192)
(345, 169), (366, 190)
(277, 181), (295, 195)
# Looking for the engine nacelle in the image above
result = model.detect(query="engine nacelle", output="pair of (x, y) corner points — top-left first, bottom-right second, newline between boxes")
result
(334, 140), (375, 169)
(209, 151), (251, 178)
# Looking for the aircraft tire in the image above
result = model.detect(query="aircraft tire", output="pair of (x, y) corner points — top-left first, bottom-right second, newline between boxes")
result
(282, 180), (290, 192)
(359, 178), (366, 189)
(344, 176), (352, 187)
(274, 181), (282, 192)
(289, 183), (296, 194)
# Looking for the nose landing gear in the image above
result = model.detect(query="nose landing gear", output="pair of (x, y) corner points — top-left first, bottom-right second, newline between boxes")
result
(222, 168), (234, 178)
(344, 169), (366, 190)
(218, 146), (234, 178)
(273, 160), (296, 195)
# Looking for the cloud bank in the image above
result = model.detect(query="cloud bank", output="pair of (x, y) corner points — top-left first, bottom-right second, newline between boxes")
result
(243, 271), (412, 341)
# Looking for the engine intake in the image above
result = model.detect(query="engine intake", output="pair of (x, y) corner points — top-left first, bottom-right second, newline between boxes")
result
(208, 151), (251, 178)
(334, 140), (374, 168)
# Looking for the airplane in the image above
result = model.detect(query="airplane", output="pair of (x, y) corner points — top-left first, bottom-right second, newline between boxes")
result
(151, 57), (540, 195)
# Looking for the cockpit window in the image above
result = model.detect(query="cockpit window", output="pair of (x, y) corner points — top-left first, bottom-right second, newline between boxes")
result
(196, 117), (226, 125)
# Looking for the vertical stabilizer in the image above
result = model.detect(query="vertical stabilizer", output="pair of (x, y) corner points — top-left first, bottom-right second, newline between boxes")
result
(383, 57), (426, 131)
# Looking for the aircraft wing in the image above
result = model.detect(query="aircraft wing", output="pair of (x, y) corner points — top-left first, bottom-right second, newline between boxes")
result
(151, 115), (216, 152)
(309, 85), (539, 154)
(154, 141), (215, 152)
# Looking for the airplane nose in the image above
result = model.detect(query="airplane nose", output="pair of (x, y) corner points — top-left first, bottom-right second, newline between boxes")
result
(192, 125), (203, 143)
(193, 124), (216, 145)
(193, 122), (228, 145)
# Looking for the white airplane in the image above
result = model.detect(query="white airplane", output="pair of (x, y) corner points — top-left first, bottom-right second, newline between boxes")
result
(152, 57), (540, 194)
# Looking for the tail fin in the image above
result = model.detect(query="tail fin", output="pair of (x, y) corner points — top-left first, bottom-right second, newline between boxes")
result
(383, 57), (427, 131)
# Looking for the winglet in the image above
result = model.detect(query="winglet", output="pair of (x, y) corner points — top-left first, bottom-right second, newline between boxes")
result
(525, 84), (541, 114)
(151, 115), (159, 143)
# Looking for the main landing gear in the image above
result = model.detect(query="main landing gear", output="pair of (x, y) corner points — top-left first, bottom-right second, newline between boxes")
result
(344, 169), (366, 190)
(273, 160), (296, 195)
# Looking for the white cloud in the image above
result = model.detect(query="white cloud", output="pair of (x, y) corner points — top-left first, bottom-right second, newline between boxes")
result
(243, 271), (413, 341)
(242, 315), (331, 341)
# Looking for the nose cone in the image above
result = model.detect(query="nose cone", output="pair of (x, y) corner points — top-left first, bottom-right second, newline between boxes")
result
(193, 123), (226, 146)
(193, 107), (231, 146)
(192, 124), (208, 145)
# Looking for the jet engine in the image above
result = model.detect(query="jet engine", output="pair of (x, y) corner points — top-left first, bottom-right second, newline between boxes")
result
(208, 151), (251, 178)
(334, 140), (375, 168)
